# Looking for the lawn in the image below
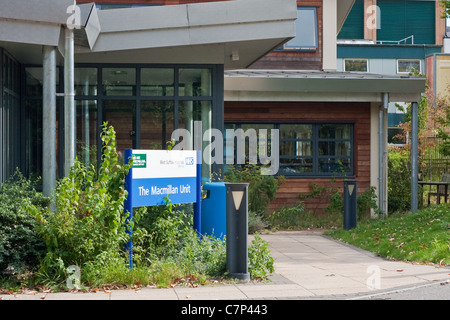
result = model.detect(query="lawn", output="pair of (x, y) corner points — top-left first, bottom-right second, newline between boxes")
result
(325, 203), (450, 266)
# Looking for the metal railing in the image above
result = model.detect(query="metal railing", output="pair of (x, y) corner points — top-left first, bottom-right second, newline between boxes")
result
(376, 35), (415, 45)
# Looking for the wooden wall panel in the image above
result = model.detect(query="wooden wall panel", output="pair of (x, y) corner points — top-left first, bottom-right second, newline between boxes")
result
(225, 101), (372, 213)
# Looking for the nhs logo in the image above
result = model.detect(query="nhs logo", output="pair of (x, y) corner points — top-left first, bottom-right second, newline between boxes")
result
(185, 157), (195, 166)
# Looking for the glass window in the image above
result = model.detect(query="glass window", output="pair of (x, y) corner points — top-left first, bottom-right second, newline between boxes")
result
(226, 123), (354, 176)
(141, 100), (175, 150)
(141, 68), (174, 96)
(102, 100), (136, 156)
(319, 124), (351, 139)
(283, 7), (318, 50)
(179, 68), (212, 97)
(76, 100), (98, 167)
(25, 67), (60, 96)
(397, 59), (421, 74)
(280, 124), (314, 175)
(75, 68), (98, 96)
(102, 68), (136, 96)
(344, 59), (368, 72)
(318, 124), (352, 174)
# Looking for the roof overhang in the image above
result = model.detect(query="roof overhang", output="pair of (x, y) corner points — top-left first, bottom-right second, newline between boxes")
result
(224, 70), (426, 102)
(0, 0), (297, 68)
(75, 0), (297, 68)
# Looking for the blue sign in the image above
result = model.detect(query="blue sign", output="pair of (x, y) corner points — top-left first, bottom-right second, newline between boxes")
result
(124, 149), (202, 268)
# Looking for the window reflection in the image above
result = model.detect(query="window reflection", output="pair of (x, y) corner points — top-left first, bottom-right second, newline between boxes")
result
(102, 68), (136, 96)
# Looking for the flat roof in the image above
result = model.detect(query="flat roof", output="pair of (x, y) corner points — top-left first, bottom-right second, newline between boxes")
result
(224, 69), (426, 102)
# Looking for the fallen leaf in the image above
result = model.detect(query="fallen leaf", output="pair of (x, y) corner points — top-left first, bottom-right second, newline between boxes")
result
(396, 269), (403, 272)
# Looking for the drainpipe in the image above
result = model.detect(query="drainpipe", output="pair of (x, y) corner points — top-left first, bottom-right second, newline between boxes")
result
(379, 93), (389, 217)
(411, 101), (419, 213)
(42, 46), (57, 197)
(64, 27), (75, 176)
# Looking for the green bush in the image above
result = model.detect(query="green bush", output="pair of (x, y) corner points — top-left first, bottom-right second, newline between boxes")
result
(248, 233), (274, 280)
(0, 171), (49, 274)
(387, 150), (423, 213)
(224, 165), (284, 216)
(268, 202), (305, 230)
(31, 123), (131, 285)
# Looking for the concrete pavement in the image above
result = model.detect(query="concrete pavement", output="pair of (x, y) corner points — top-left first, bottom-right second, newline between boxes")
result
(1, 231), (449, 300)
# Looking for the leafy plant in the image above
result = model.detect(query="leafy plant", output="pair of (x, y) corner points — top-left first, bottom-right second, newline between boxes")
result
(224, 165), (284, 216)
(31, 123), (132, 285)
(0, 170), (49, 274)
(248, 233), (274, 280)
(268, 202), (305, 230)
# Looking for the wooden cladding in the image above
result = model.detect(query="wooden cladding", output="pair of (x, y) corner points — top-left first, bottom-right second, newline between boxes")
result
(225, 101), (372, 213)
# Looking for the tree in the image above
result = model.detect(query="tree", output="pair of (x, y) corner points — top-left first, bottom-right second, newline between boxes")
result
(436, 97), (450, 156)
(441, 1), (450, 17)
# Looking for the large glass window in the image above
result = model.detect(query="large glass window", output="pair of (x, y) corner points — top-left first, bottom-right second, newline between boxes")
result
(141, 100), (175, 150)
(23, 64), (218, 182)
(102, 100), (136, 156)
(226, 123), (354, 177)
(141, 68), (174, 96)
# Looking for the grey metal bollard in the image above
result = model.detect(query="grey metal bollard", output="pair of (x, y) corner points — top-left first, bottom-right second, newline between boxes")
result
(343, 180), (357, 230)
(225, 183), (250, 282)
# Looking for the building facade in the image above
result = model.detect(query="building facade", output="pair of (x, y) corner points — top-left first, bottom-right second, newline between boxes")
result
(336, 0), (446, 145)
(0, 0), (426, 215)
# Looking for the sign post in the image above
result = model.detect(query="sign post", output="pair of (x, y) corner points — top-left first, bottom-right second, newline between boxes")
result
(124, 149), (202, 268)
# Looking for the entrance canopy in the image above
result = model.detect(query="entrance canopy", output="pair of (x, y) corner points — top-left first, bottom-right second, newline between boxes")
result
(0, 0), (297, 68)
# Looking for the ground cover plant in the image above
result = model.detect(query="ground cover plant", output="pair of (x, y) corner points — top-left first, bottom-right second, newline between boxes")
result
(325, 203), (450, 266)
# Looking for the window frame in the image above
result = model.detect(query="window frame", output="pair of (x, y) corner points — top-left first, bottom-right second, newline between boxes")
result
(224, 122), (354, 177)
(343, 58), (369, 72)
(282, 7), (319, 51)
(396, 59), (422, 74)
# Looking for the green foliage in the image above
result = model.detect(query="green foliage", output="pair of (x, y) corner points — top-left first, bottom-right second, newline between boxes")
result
(387, 149), (423, 213)
(224, 165), (284, 216)
(0, 171), (49, 274)
(436, 102), (450, 157)
(326, 203), (450, 265)
(248, 233), (274, 280)
(440, 0), (450, 18)
(30, 123), (131, 285)
(300, 180), (379, 218)
(131, 197), (228, 283)
(268, 202), (305, 230)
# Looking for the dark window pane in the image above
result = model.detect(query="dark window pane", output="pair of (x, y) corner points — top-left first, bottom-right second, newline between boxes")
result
(102, 68), (136, 96)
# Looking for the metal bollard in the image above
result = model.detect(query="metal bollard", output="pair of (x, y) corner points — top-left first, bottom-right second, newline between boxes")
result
(343, 180), (357, 230)
(226, 183), (250, 282)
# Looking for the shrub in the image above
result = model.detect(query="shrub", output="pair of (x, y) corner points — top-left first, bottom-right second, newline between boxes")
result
(268, 202), (305, 230)
(387, 149), (423, 213)
(31, 123), (131, 285)
(248, 233), (274, 280)
(224, 165), (284, 216)
(0, 171), (49, 274)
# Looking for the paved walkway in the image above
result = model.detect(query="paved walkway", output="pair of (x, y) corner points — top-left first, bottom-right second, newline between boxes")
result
(1, 231), (449, 300)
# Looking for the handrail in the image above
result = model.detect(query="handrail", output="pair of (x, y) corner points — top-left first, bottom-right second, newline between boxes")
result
(376, 35), (414, 45)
